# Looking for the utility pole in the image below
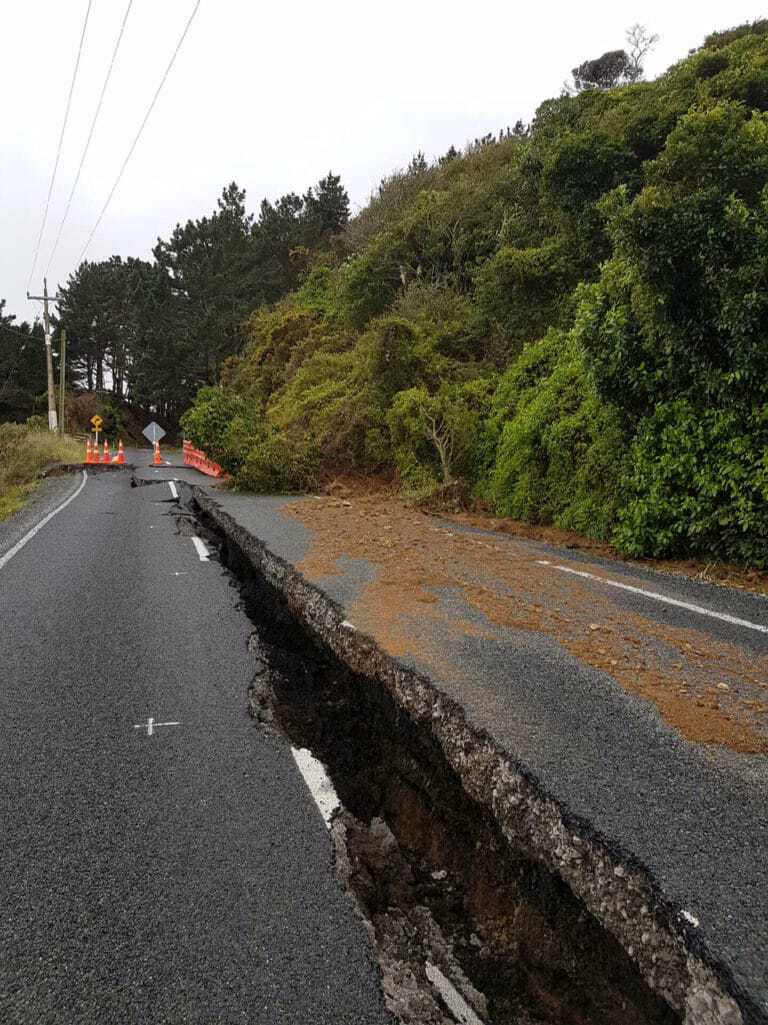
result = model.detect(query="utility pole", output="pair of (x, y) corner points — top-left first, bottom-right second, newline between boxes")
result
(27, 278), (59, 432)
(59, 329), (67, 435)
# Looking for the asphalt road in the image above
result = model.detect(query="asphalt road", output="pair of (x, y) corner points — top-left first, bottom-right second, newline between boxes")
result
(196, 486), (768, 1023)
(0, 466), (391, 1024)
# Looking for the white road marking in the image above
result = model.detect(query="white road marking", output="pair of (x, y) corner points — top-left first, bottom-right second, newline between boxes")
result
(536, 560), (768, 634)
(0, 470), (88, 571)
(168, 481), (178, 499)
(291, 747), (340, 826)
(133, 717), (181, 737)
(425, 963), (485, 1025)
(191, 536), (210, 561)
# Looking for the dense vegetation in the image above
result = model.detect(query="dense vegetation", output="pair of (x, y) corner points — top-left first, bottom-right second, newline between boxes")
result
(9, 20), (767, 565)
(180, 21), (768, 566)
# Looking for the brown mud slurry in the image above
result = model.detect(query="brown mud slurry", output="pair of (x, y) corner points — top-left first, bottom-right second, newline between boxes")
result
(283, 491), (768, 755)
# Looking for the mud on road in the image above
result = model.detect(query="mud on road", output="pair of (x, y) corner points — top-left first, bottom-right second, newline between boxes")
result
(183, 487), (750, 1025)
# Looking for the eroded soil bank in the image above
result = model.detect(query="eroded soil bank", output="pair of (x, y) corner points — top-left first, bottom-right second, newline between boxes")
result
(188, 488), (751, 1025)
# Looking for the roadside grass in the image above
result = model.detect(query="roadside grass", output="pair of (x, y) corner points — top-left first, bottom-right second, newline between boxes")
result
(0, 482), (39, 522)
(0, 422), (83, 522)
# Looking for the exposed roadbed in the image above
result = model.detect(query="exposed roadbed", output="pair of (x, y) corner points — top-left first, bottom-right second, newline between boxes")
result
(181, 480), (768, 1025)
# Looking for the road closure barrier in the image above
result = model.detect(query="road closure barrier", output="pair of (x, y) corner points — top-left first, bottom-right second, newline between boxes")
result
(183, 440), (225, 478)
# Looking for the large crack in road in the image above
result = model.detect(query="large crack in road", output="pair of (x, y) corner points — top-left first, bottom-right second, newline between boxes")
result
(176, 484), (749, 1025)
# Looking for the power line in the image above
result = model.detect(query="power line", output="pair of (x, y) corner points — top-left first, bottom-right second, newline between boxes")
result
(27, 0), (94, 293)
(45, 0), (135, 279)
(76, 0), (202, 267)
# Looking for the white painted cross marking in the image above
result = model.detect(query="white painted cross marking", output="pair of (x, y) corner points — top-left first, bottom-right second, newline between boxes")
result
(133, 717), (181, 737)
(191, 536), (210, 561)
(168, 481), (178, 499)
(536, 560), (768, 635)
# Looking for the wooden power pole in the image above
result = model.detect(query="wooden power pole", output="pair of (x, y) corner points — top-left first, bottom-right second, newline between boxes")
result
(59, 329), (67, 435)
(27, 278), (59, 432)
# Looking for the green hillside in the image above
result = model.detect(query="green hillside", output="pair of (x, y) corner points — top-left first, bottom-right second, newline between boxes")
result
(69, 21), (768, 566)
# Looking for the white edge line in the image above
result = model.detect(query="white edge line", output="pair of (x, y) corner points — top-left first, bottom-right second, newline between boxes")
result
(537, 560), (768, 635)
(191, 535), (210, 561)
(168, 481), (179, 499)
(0, 469), (88, 571)
(425, 962), (485, 1025)
(291, 747), (340, 827)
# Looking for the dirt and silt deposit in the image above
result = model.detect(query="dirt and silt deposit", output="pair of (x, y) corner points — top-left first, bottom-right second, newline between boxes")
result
(283, 488), (768, 755)
(188, 482), (760, 1024)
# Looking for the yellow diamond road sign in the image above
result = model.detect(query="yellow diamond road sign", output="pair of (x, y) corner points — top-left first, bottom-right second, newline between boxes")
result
(90, 415), (103, 430)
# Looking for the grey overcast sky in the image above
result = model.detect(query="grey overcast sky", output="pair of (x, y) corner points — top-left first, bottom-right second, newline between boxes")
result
(1, 0), (763, 321)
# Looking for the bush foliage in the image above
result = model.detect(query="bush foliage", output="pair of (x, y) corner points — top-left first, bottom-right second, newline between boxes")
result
(181, 22), (768, 565)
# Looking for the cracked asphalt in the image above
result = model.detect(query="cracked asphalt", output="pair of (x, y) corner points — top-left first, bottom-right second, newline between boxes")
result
(0, 462), (392, 1024)
(187, 478), (768, 1024)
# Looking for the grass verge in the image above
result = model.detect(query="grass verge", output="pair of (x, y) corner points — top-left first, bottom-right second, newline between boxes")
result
(0, 422), (83, 522)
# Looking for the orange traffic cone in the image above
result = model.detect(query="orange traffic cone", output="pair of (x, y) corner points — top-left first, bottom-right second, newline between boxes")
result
(116, 439), (126, 465)
(102, 439), (110, 464)
(85, 439), (92, 464)
(153, 441), (162, 465)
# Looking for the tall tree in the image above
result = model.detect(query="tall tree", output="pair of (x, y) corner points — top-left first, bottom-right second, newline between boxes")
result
(568, 25), (658, 93)
(154, 181), (260, 385)
(0, 301), (48, 421)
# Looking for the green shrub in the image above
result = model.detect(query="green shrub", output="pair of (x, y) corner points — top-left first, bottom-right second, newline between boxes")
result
(474, 240), (576, 355)
(234, 433), (319, 493)
(615, 401), (768, 565)
(179, 387), (261, 472)
(388, 378), (494, 486)
(487, 335), (625, 538)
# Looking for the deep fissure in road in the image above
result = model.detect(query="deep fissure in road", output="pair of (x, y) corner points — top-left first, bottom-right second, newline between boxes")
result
(189, 500), (680, 1025)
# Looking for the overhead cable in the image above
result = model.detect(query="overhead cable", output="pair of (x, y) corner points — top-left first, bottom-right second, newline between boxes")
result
(27, 0), (94, 292)
(76, 0), (202, 267)
(45, 0), (135, 278)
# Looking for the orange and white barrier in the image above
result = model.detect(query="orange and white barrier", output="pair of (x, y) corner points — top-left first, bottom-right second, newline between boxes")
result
(183, 440), (225, 478)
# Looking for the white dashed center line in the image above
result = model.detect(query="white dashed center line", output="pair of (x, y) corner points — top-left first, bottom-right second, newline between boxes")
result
(536, 560), (768, 634)
(168, 481), (178, 499)
(191, 536), (210, 561)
